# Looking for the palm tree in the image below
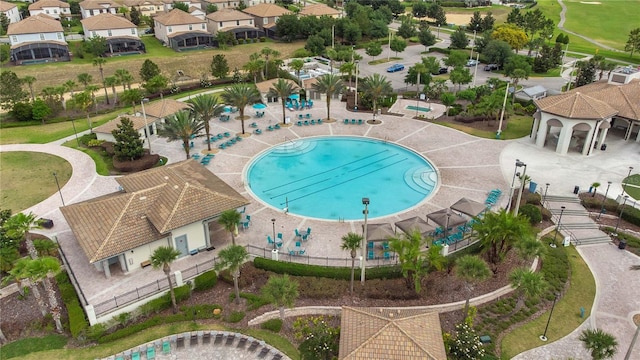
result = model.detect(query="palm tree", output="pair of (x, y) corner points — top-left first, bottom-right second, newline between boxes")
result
(515, 236), (546, 262)
(360, 74), (393, 118)
(312, 74), (344, 122)
(104, 76), (119, 105)
(340, 61), (355, 89)
(473, 209), (532, 268)
(189, 94), (224, 151)
(455, 255), (491, 316)
(413, 63), (427, 95)
(289, 59), (305, 84)
(115, 69), (133, 91)
(4, 212), (41, 259)
(509, 267), (548, 312)
(440, 92), (457, 116)
(157, 110), (205, 159)
(591, 182), (601, 197)
(389, 229), (446, 293)
(64, 80), (77, 100)
(73, 91), (94, 132)
(261, 47), (280, 79)
(120, 88), (143, 112)
(77, 73), (93, 89)
(221, 84), (260, 135)
(22, 75), (36, 102)
(150, 246), (181, 313)
(267, 79), (298, 125)
(217, 209), (242, 246)
(93, 57), (110, 105)
(215, 245), (248, 304)
(243, 53), (265, 83)
(340, 232), (362, 295)
(579, 328), (618, 360)
(5, 258), (48, 316)
(26, 257), (63, 332)
(261, 274), (299, 321)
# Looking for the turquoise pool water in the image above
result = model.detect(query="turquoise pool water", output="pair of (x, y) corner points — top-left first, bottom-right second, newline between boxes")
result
(246, 136), (438, 220)
(406, 105), (431, 112)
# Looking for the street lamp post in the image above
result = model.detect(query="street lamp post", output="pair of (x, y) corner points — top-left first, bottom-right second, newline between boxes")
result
(513, 161), (528, 216)
(506, 159), (524, 211)
(52, 172), (65, 206)
(597, 181), (612, 220)
(552, 206), (566, 245)
(141, 98), (152, 154)
(271, 218), (276, 250)
(615, 195), (629, 233)
(444, 208), (452, 246)
(622, 166), (634, 196)
(354, 61), (359, 111)
(497, 81), (510, 138)
(469, 29), (477, 61)
(541, 183), (550, 212)
(539, 293), (560, 341)
(437, 25), (440, 39)
(361, 197), (369, 284)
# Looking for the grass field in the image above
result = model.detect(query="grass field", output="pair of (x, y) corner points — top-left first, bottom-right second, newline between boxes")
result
(0, 115), (113, 145)
(623, 174), (640, 200)
(0, 152), (72, 212)
(434, 115), (533, 140)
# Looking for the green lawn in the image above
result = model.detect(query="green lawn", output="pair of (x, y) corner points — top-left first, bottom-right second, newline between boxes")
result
(501, 245), (595, 359)
(0, 152), (72, 212)
(0, 335), (68, 359)
(0, 115), (114, 145)
(623, 174), (640, 200)
(369, 57), (402, 65)
(434, 115), (533, 140)
(62, 139), (111, 176)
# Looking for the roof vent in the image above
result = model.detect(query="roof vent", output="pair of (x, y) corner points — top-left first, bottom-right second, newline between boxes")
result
(164, 176), (169, 180)
(388, 313), (394, 318)
(139, 196), (147, 200)
(174, 185), (179, 189)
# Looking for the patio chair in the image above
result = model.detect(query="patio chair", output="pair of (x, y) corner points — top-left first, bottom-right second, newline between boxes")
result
(276, 241), (283, 248)
(218, 143), (226, 150)
(267, 235), (274, 245)
(305, 113), (311, 119)
(210, 136), (217, 143)
(250, 122), (258, 128)
(304, 120), (309, 125)
(288, 248), (296, 256)
(368, 241), (374, 249)
(295, 241), (301, 247)
(189, 141), (194, 148)
(267, 125), (274, 131)
(294, 228), (301, 238)
(224, 132), (231, 137)
(384, 251), (391, 260)
(235, 136), (243, 141)
(274, 123), (281, 129)
(255, 129), (262, 135)
(310, 119), (316, 125)
(358, 119), (363, 125)
(296, 121), (303, 126)
(298, 114), (303, 120)
(132, 351), (140, 360)
(162, 341), (171, 354)
(382, 242), (389, 250)
(344, 119), (349, 124)
(246, 215), (251, 223)
(192, 154), (201, 160)
(147, 346), (156, 360)
(217, 133), (224, 139)
(277, 233), (283, 242)
(351, 119), (357, 124)
(301, 233), (308, 241)
(317, 119), (323, 124)
(298, 249), (305, 255)
(242, 221), (249, 230)
(367, 250), (375, 260)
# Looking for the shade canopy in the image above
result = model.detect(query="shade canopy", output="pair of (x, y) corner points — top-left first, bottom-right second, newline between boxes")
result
(253, 103), (267, 109)
(394, 217), (435, 237)
(427, 208), (466, 228)
(366, 223), (395, 242)
(223, 105), (232, 113)
(288, 94), (300, 100)
(450, 197), (487, 217)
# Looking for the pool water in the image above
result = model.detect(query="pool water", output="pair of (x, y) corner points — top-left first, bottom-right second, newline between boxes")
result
(246, 136), (438, 220)
(406, 105), (431, 112)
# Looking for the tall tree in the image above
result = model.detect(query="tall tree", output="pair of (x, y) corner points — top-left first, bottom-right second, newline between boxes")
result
(440, 92), (457, 116)
(267, 79), (298, 125)
(63, 80), (77, 100)
(397, 19), (416, 39)
(340, 62), (356, 89)
(215, 245), (248, 304)
(130, 6), (141, 25)
(418, 24), (436, 50)
(22, 76), (36, 102)
(112, 117), (144, 160)
(114, 69), (133, 91)
(4, 212), (41, 259)
(455, 255), (491, 316)
(474, 209), (532, 267)
(261, 274), (299, 321)
(77, 73), (93, 89)
(84, 35), (107, 57)
(360, 73), (393, 118)
(217, 209), (242, 246)
(289, 59), (305, 84)
(243, 53), (265, 83)
(104, 76), (119, 105)
(221, 84), (260, 135)
(389, 230), (446, 293)
(312, 74), (344, 122)
(504, 55), (532, 104)
(139, 59), (161, 82)
(365, 41), (382, 60)
(74, 91), (94, 131)
(575, 58), (597, 88)
(579, 328), (618, 360)
(412, 2), (427, 18)
(189, 94), (223, 151)
(210, 54), (229, 80)
(491, 24), (528, 53)
(142, 74), (168, 95)
(389, 37), (407, 56)
(150, 246), (181, 313)
(449, 67), (473, 92)
(0, 70), (27, 110)
(624, 28), (640, 58)
(260, 47), (280, 79)
(450, 27), (470, 49)
(120, 88), (142, 112)
(509, 267), (548, 312)
(340, 232), (362, 295)
(157, 110), (204, 159)
(93, 57), (110, 105)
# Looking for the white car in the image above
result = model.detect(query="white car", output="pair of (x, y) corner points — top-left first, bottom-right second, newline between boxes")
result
(465, 59), (479, 67)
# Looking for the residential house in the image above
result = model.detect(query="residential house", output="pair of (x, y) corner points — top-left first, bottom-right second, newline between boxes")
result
(188, 6), (205, 20)
(122, 0), (165, 17)
(28, 0), (72, 20)
(201, 0), (240, 11)
(7, 14), (70, 65)
(94, 115), (153, 143)
(298, 3), (341, 18)
(241, 3), (290, 38)
(0, 1), (21, 24)
(61, 159), (250, 277)
(206, 8), (262, 40)
(241, 0), (274, 6)
(154, 9), (213, 50)
(79, 0), (118, 19)
(163, 0), (201, 12)
(81, 13), (145, 55)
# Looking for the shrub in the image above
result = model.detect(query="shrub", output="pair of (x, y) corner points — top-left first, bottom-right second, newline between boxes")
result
(85, 323), (106, 341)
(525, 192), (541, 205)
(87, 139), (105, 147)
(621, 205), (640, 227)
(519, 204), (542, 224)
(194, 270), (217, 291)
(260, 37), (266, 42)
(55, 271), (88, 338)
(261, 318), (283, 333)
(292, 48), (312, 58)
(79, 133), (97, 146)
(541, 207), (552, 221)
(225, 311), (245, 323)
(228, 292), (271, 310)
(139, 284), (191, 315)
(11, 102), (33, 121)
(253, 257), (402, 280)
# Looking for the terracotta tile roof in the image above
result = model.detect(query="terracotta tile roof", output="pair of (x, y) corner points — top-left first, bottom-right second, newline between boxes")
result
(94, 115), (151, 134)
(534, 91), (618, 120)
(299, 3), (341, 17)
(242, 3), (291, 18)
(142, 99), (190, 119)
(28, 0), (70, 10)
(79, 0), (118, 10)
(339, 307), (447, 360)
(81, 13), (136, 30)
(566, 80), (640, 121)
(0, 0), (16, 11)
(206, 8), (254, 22)
(155, 8), (204, 25)
(255, 78), (298, 94)
(7, 14), (63, 35)
(123, 0), (164, 7)
(61, 159), (249, 262)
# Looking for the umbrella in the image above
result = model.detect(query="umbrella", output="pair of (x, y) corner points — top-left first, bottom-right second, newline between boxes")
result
(427, 208), (466, 228)
(253, 103), (267, 109)
(288, 94), (299, 100)
(365, 223), (395, 242)
(450, 197), (487, 217)
(223, 106), (231, 113)
(394, 217), (434, 237)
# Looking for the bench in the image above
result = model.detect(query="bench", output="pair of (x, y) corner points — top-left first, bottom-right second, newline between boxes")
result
(141, 260), (151, 268)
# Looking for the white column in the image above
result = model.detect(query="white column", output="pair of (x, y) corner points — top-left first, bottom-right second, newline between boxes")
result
(535, 120), (549, 148)
(531, 116), (540, 143)
(85, 305), (97, 326)
(598, 127), (610, 146)
(556, 125), (572, 155)
(174, 270), (183, 287)
(583, 124), (597, 156)
(102, 260), (111, 278)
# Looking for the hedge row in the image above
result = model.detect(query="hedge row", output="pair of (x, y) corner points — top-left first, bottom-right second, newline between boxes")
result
(194, 270), (217, 292)
(253, 257), (403, 280)
(580, 195), (640, 226)
(139, 284), (191, 316)
(55, 271), (89, 338)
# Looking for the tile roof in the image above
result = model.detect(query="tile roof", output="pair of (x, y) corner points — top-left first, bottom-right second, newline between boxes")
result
(0, 0), (16, 11)
(154, 8), (204, 25)
(7, 14), (63, 35)
(206, 8), (254, 22)
(255, 78), (298, 94)
(338, 307), (447, 360)
(28, 0), (70, 10)
(123, 0), (164, 7)
(142, 99), (190, 119)
(79, 0), (118, 10)
(81, 13), (137, 30)
(534, 91), (618, 120)
(93, 115), (151, 134)
(299, 3), (341, 17)
(242, 3), (291, 18)
(61, 159), (249, 262)
(567, 80), (640, 121)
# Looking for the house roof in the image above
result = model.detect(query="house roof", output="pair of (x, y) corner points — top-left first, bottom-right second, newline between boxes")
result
(155, 8), (204, 25)
(566, 80), (640, 121)
(338, 307), (446, 360)
(81, 13), (136, 30)
(143, 99), (190, 119)
(255, 78), (298, 94)
(79, 0), (118, 10)
(7, 14), (63, 35)
(242, 3), (291, 18)
(206, 8), (254, 22)
(0, 0), (17, 12)
(123, 0), (164, 7)
(61, 159), (249, 262)
(28, 0), (70, 10)
(299, 3), (341, 17)
(521, 85), (547, 97)
(94, 115), (151, 134)
(534, 91), (618, 120)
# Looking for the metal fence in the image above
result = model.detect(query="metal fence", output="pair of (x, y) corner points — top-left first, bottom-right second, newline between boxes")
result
(246, 244), (398, 267)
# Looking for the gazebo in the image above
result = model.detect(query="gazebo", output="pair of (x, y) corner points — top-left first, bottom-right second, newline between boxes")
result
(365, 223), (395, 242)
(450, 198), (487, 218)
(426, 208), (466, 228)
(394, 216), (434, 238)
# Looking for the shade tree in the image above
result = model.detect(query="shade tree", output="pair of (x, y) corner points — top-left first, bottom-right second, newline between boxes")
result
(150, 246), (181, 313)
(215, 245), (248, 304)
(157, 110), (204, 159)
(220, 84), (260, 135)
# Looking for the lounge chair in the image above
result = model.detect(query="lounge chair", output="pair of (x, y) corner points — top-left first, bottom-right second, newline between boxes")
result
(351, 119), (357, 124)
(267, 235), (274, 245)
(267, 125), (274, 131)
(317, 119), (323, 124)
(250, 122), (258, 128)
(298, 249), (305, 255)
(132, 351), (140, 360)
(189, 141), (194, 148)
(235, 136), (243, 141)
(147, 346), (156, 360)
(192, 154), (201, 160)
(344, 119), (349, 124)
(218, 143), (226, 150)
(224, 132), (231, 137)
(382, 242), (389, 250)
(217, 133), (224, 139)
(274, 123), (281, 129)
(277, 233), (283, 242)
(288, 249), (296, 256)
(305, 113), (311, 119)
(304, 120), (309, 125)
(248, 340), (260, 351)
(255, 129), (262, 135)
(310, 119), (316, 125)
(296, 121), (303, 126)
(358, 119), (363, 125)
(367, 250), (375, 260)
(295, 241), (301, 247)
(384, 251), (391, 260)
(368, 241), (374, 249)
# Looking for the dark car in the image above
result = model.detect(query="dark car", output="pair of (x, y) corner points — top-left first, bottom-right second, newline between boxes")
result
(386, 63), (405, 73)
(432, 67), (448, 75)
(484, 64), (499, 71)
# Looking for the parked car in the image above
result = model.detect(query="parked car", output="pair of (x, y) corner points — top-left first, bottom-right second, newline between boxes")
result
(484, 64), (499, 71)
(386, 63), (405, 73)
(465, 59), (479, 67)
(432, 67), (448, 75)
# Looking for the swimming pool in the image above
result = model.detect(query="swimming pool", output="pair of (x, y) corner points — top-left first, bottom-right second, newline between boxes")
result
(406, 105), (431, 113)
(245, 136), (438, 220)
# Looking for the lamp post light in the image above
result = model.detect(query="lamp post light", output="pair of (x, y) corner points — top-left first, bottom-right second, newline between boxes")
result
(622, 166), (634, 196)
(361, 197), (369, 284)
(506, 159), (524, 211)
(52, 172), (65, 206)
(354, 60), (359, 111)
(444, 208), (452, 242)
(615, 195), (629, 233)
(141, 98), (152, 154)
(437, 24), (440, 39)
(513, 161), (527, 216)
(552, 206), (566, 245)
(539, 292), (560, 341)
(541, 183), (550, 212)
(497, 81), (510, 138)
(271, 218), (276, 250)
(597, 181), (612, 220)
(469, 29), (477, 61)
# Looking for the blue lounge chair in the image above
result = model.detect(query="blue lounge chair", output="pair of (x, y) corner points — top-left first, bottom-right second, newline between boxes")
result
(224, 132), (230, 137)
(162, 341), (171, 354)
(116, 356), (124, 360)
(217, 133), (224, 139)
(317, 119), (323, 124)
(351, 119), (357, 124)
(235, 136), (242, 141)
(368, 241), (374, 249)
(254, 129), (262, 135)
(147, 346), (156, 360)
(358, 119), (363, 125)
(267, 235), (274, 245)
(274, 123), (281, 129)
(384, 251), (391, 260)
(295, 241), (301, 247)
(277, 233), (283, 242)
(132, 351), (140, 360)
(289, 249), (296, 256)
(344, 119), (349, 124)
(192, 154), (201, 160)
(382, 242), (389, 250)
(304, 120), (309, 125)
(296, 121), (303, 126)
(367, 250), (375, 260)
(210, 136), (217, 143)
(305, 113), (311, 119)
(267, 125), (274, 131)
(250, 122), (258, 128)
(298, 249), (305, 255)
(218, 143), (226, 149)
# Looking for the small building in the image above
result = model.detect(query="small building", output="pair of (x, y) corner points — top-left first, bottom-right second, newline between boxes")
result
(79, 0), (119, 18)
(255, 78), (298, 104)
(0, 1), (21, 24)
(93, 115), (154, 143)
(81, 13), (145, 56)
(154, 9), (212, 51)
(201, 0), (240, 11)
(241, 3), (290, 38)
(206, 8), (262, 39)
(516, 85), (547, 101)
(28, 0), (72, 20)
(142, 98), (191, 122)
(7, 14), (70, 65)
(122, 0), (165, 17)
(299, 3), (341, 18)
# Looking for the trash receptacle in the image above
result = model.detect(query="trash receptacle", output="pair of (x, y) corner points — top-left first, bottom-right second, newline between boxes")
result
(619, 240), (627, 250)
(600, 144), (607, 151)
(573, 185), (580, 194)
